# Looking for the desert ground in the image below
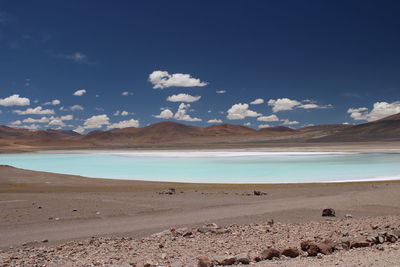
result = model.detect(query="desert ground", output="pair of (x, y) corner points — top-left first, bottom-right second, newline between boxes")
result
(1, 146), (400, 266)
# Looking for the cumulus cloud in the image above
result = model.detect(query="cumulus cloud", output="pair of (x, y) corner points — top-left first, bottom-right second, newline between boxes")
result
(226, 103), (261, 120)
(347, 101), (400, 122)
(73, 89), (86, 96)
(174, 103), (202, 122)
(13, 106), (55, 115)
(258, 124), (271, 129)
(69, 105), (84, 111)
(107, 119), (140, 129)
(282, 119), (299, 125)
(216, 90), (226, 94)
(44, 99), (60, 105)
(113, 110), (130, 116)
(153, 109), (174, 119)
(149, 70), (208, 89)
(10, 120), (22, 126)
(0, 94), (30, 106)
(48, 119), (65, 127)
(83, 114), (110, 129)
(250, 98), (264, 105)
(59, 114), (73, 120)
(257, 115), (279, 122)
(207, 119), (223, 123)
(23, 117), (49, 123)
(153, 104), (201, 122)
(20, 124), (40, 130)
(267, 98), (301, 112)
(166, 93), (201, 103)
(268, 98), (331, 112)
(122, 91), (133, 96)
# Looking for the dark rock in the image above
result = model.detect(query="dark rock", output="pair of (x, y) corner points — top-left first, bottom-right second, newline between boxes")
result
(322, 208), (335, 217)
(316, 242), (333, 255)
(214, 255), (236, 265)
(307, 244), (319, 257)
(198, 257), (213, 267)
(234, 253), (250, 264)
(41, 239), (48, 243)
(393, 230), (400, 237)
(387, 234), (398, 243)
(253, 190), (267, 196)
(260, 248), (280, 260)
(350, 240), (371, 249)
(281, 247), (300, 258)
(300, 240), (313, 251)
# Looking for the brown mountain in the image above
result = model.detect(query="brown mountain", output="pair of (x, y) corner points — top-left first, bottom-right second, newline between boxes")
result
(204, 124), (256, 136)
(313, 113), (400, 141)
(257, 126), (296, 135)
(1, 113), (400, 148)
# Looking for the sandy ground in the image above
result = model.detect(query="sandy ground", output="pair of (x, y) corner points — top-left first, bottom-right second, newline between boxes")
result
(1, 161), (400, 265)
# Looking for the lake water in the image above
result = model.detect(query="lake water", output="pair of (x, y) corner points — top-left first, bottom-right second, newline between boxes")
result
(1, 152), (400, 183)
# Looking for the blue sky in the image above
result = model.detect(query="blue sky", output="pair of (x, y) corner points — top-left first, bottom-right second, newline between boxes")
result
(1, 0), (400, 133)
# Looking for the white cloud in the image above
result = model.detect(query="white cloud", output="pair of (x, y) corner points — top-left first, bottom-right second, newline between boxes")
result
(153, 104), (201, 121)
(107, 119), (140, 129)
(268, 98), (332, 112)
(174, 103), (202, 122)
(59, 114), (74, 120)
(347, 101), (400, 122)
(74, 126), (85, 134)
(73, 89), (86, 96)
(20, 124), (40, 130)
(69, 105), (84, 111)
(122, 91), (133, 96)
(48, 119), (65, 127)
(83, 114), (110, 129)
(0, 94), (30, 106)
(10, 120), (22, 126)
(244, 122), (251, 126)
(250, 98), (264, 105)
(13, 106), (54, 115)
(149, 70), (208, 89)
(226, 103), (261, 120)
(257, 115), (279, 122)
(282, 119), (299, 125)
(216, 90), (226, 94)
(258, 124), (271, 129)
(58, 52), (88, 64)
(114, 110), (130, 116)
(153, 109), (174, 119)
(44, 99), (60, 106)
(207, 119), (223, 123)
(268, 98), (301, 112)
(23, 117), (49, 123)
(166, 93), (201, 103)
(87, 115), (109, 128)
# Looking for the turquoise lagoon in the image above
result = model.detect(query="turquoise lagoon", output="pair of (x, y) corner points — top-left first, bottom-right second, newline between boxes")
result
(1, 152), (400, 183)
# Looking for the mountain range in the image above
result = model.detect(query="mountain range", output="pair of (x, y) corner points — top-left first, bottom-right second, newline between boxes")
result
(1, 113), (399, 149)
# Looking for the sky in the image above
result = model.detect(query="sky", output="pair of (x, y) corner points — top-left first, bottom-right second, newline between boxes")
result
(1, 0), (400, 133)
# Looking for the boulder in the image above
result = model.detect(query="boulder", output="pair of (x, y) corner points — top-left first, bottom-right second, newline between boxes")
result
(300, 240), (313, 251)
(281, 247), (300, 258)
(198, 257), (213, 267)
(260, 248), (280, 260)
(253, 190), (267, 196)
(350, 240), (371, 249)
(214, 255), (236, 265)
(234, 253), (250, 264)
(316, 243), (333, 255)
(307, 244), (319, 257)
(322, 208), (336, 217)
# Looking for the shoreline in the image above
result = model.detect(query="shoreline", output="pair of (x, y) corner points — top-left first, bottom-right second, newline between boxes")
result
(1, 166), (400, 265)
